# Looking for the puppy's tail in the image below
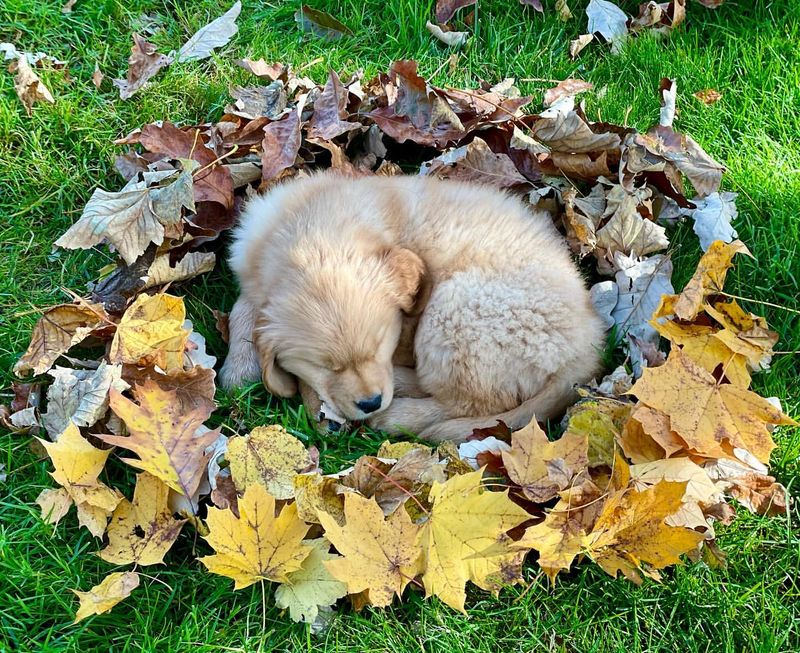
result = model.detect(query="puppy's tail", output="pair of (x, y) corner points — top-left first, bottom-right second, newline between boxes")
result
(218, 297), (262, 390)
(419, 377), (576, 443)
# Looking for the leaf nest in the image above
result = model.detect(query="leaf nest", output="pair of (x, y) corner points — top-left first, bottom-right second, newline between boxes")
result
(5, 56), (795, 627)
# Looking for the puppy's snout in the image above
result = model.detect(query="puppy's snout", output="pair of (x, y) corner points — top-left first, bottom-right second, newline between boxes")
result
(355, 394), (382, 414)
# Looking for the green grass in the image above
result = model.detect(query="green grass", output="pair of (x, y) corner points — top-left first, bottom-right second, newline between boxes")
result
(2, 1), (799, 651)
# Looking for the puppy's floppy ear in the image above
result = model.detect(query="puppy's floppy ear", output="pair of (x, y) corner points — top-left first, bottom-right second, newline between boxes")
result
(253, 318), (298, 398)
(385, 247), (430, 315)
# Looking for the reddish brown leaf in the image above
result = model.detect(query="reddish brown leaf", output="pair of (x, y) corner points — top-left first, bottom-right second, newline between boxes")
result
(307, 69), (362, 140)
(435, 0), (477, 23)
(261, 109), (302, 182)
(112, 34), (173, 101)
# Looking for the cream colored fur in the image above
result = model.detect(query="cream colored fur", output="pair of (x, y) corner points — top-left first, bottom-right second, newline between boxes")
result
(219, 172), (605, 442)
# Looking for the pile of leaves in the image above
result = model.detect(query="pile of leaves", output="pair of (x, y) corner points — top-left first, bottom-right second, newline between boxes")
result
(3, 53), (795, 628)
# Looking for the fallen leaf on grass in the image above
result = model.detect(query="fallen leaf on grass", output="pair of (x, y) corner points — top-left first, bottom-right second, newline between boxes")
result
(295, 5), (353, 40)
(690, 192), (738, 251)
(236, 58), (287, 81)
(570, 34), (594, 58)
(426, 22), (468, 47)
(14, 302), (110, 376)
(704, 458), (787, 515)
(419, 470), (530, 612)
(102, 379), (220, 497)
(274, 538), (348, 623)
(501, 418), (589, 502)
(99, 472), (186, 565)
(543, 79), (593, 107)
(113, 34), (173, 100)
(586, 0), (628, 50)
(176, 1), (241, 63)
(91, 64), (104, 89)
(228, 425), (313, 499)
(693, 88), (722, 105)
(11, 55), (55, 115)
(629, 349), (796, 463)
(582, 480), (704, 582)
(435, 0), (477, 23)
(73, 572), (140, 623)
(200, 483), (312, 589)
(420, 137), (528, 187)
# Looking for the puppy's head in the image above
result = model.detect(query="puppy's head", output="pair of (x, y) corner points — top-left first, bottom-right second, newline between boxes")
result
(257, 245), (427, 422)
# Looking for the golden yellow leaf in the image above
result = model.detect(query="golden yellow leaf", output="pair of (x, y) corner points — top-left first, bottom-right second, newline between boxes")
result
(14, 302), (109, 376)
(274, 538), (348, 624)
(630, 349), (795, 463)
(318, 493), (422, 608)
(99, 472), (186, 565)
(109, 293), (189, 372)
(200, 483), (312, 589)
(376, 440), (432, 459)
(705, 300), (778, 371)
(36, 487), (72, 526)
(37, 422), (122, 531)
(513, 480), (605, 582)
(228, 425), (312, 500)
(500, 418), (588, 502)
(673, 240), (750, 320)
(102, 379), (219, 497)
(582, 481), (705, 583)
(618, 405), (687, 463)
(652, 319), (751, 388)
(293, 473), (347, 525)
(563, 399), (632, 466)
(72, 572), (140, 623)
(419, 470), (530, 612)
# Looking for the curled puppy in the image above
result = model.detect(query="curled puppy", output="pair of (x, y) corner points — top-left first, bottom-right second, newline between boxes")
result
(219, 172), (606, 442)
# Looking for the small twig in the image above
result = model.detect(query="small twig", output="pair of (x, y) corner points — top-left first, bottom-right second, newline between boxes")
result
(136, 571), (173, 591)
(192, 144), (240, 183)
(297, 56), (324, 72)
(519, 77), (566, 84)
(716, 290), (800, 316)
(363, 461), (429, 515)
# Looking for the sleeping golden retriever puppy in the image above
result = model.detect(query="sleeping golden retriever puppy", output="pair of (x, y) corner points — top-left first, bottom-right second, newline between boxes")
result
(219, 172), (605, 442)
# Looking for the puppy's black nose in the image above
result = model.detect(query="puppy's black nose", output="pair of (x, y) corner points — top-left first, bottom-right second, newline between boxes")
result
(356, 394), (382, 414)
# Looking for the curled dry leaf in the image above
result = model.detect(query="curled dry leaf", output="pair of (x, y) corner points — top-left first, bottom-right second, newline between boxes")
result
(274, 538), (348, 623)
(102, 378), (220, 497)
(543, 79), (593, 107)
(200, 483), (313, 589)
(91, 64), (104, 89)
(308, 69), (362, 140)
(435, 0), (477, 23)
(143, 251), (216, 290)
(694, 88), (722, 105)
(14, 302), (109, 376)
(426, 22), (469, 47)
(113, 34), (172, 100)
(570, 34), (594, 58)
(73, 572), (140, 623)
(99, 472), (186, 565)
(420, 137), (528, 187)
(704, 458), (787, 516)
(227, 425), (313, 500)
(176, 1), (241, 63)
(586, 0), (628, 49)
(11, 55), (55, 115)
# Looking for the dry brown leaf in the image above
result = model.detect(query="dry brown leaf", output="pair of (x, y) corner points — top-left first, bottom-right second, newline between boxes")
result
(261, 109), (302, 182)
(693, 88), (722, 105)
(102, 379), (219, 497)
(543, 79), (593, 107)
(11, 55), (55, 115)
(143, 252), (216, 290)
(318, 493), (422, 608)
(99, 472), (186, 565)
(91, 64), (104, 89)
(501, 418), (589, 502)
(307, 69), (362, 140)
(200, 483), (313, 589)
(570, 34), (594, 58)
(435, 0), (477, 23)
(112, 33), (172, 100)
(629, 349), (796, 463)
(295, 5), (353, 40)
(704, 459), (787, 515)
(73, 572), (140, 623)
(532, 99), (621, 153)
(236, 58), (287, 81)
(420, 137), (528, 188)
(14, 302), (109, 376)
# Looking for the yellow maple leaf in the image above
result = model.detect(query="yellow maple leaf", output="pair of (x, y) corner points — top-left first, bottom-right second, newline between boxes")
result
(274, 538), (348, 623)
(705, 300), (778, 371)
(228, 425), (312, 500)
(72, 571), (140, 623)
(200, 483), (312, 589)
(513, 480), (606, 582)
(500, 418), (588, 502)
(99, 472), (186, 565)
(629, 349), (796, 463)
(618, 405), (687, 463)
(652, 319), (751, 388)
(293, 473), (347, 525)
(318, 493), (422, 608)
(14, 302), (109, 376)
(582, 480), (705, 583)
(109, 293), (188, 372)
(37, 422), (122, 536)
(102, 379), (220, 497)
(419, 469), (531, 613)
(673, 240), (750, 321)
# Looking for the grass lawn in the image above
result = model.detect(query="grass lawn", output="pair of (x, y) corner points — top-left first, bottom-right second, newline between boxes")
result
(2, 0), (799, 651)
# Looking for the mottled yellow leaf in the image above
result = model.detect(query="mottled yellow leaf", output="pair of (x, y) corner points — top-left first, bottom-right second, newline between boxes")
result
(630, 349), (795, 463)
(36, 487), (72, 526)
(200, 483), (312, 589)
(293, 473), (347, 525)
(563, 399), (632, 466)
(102, 379), (219, 497)
(274, 538), (348, 623)
(109, 293), (189, 372)
(99, 472), (186, 565)
(419, 470), (530, 612)
(501, 418), (588, 502)
(318, 493), (422, 608)
(73, 572), (140, 623)
(228, 425), (312, 499)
